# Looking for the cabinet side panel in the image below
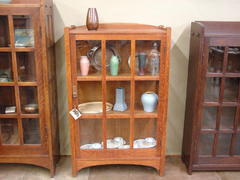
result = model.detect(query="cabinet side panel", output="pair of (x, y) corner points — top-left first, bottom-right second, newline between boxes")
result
(182, 22), (204, 171)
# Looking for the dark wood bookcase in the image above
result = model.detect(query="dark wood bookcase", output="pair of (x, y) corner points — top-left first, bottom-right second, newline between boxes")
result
(65, 23), (171, 176)
(0, 0), (59, 177)
(182, 21), (240, 174)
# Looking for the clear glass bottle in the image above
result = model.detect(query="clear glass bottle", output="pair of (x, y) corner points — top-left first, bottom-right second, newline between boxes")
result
(149, 42), (160, 75)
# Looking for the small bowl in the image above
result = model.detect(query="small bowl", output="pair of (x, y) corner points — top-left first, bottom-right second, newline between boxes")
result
(23, 103), (38, 113)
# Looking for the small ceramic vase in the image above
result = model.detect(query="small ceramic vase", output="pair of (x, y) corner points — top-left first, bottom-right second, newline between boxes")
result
(141, 92), (158, 112)
(113, 88), (127, 112)
(110, 55), (119, 76)
(138, 52), (147, 75)
(80, 56), (90, 76)
(86, 8), (99, 30)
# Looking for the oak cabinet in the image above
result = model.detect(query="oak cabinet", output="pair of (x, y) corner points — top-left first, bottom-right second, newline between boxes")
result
(0, 0), (59, 177)
(65, 23), (171, 176)
(182, 21), (240, 174)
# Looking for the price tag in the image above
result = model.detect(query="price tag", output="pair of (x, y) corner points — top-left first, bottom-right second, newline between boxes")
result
(69, 107), (81, 120)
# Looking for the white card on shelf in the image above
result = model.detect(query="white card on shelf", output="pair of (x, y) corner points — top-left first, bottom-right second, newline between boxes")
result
(69, 108), (81, 120)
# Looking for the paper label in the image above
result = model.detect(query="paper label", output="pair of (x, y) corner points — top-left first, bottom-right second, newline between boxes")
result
(69, 108), (81, 120)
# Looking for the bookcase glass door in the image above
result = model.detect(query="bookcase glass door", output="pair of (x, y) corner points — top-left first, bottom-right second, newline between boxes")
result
(0, 13), (44, 148)
(199, 46), (240, 157)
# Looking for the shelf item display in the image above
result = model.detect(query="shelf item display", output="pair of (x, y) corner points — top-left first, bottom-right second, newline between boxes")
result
(78, 101), (113, 114)
(182, 21), (240, 174)
(110, 56), (119, 76)
(141, 92), (158, 112)
(0, 0), (59, 177)
(149, 42), (160, 75)
(65, 23), (170, 176)
(113, 88), (127, 111)
(79, 56), (90, 76)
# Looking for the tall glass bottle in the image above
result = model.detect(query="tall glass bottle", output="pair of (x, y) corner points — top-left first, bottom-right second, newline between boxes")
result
(149, 42), (160, 75)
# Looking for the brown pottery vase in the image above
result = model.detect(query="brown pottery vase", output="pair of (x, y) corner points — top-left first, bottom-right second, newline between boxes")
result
(86, 8), (99, 30)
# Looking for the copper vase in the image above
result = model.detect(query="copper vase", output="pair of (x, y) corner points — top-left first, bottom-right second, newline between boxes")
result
(86, 8), (99, 30)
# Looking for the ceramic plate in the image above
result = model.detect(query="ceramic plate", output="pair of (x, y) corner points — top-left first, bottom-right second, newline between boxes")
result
(78, 101), (113, 114)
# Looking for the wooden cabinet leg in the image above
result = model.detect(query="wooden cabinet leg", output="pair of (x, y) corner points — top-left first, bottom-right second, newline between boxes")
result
(72, 169), (77, 177)
(50, 167), (55, 178)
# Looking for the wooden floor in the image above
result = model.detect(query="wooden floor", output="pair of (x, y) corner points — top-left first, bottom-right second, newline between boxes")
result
(0, 156), (239, 180)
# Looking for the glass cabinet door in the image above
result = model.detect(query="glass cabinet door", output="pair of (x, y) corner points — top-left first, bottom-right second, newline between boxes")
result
(199, 46), (240, 158)
(0, 13), (45, 151)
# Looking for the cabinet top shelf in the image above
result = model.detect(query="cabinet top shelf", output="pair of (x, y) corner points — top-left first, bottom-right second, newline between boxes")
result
(194, 21), (240, 37)
(68, 23), (170, 35)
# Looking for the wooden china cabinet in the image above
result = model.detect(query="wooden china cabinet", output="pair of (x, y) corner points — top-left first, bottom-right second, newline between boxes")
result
(0, 0), (59, 177)
(182, 21), (240, 174)
(65, 23), (171, 176)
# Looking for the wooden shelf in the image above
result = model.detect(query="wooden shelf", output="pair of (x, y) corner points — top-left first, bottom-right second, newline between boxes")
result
(0, 4), (40, 8)
(0, 82), (15, 86)
(207, 72), (240, 78)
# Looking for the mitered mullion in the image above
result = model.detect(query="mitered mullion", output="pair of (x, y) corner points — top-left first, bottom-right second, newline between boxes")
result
(130, 40), (135, 148)
(213, 47), (228, 156)
(8, 15), (24, 145)
(101, 40), (107, 149)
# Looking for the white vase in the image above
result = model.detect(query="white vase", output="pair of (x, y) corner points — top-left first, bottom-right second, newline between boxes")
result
(141, 92), (158, 112)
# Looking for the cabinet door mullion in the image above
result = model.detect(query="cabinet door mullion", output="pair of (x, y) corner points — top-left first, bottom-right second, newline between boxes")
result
(130, 40), (135, 148)
(101, 40), (107, 149)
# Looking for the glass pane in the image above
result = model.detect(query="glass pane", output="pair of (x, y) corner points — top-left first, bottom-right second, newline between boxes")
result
(134, 118), (157, 149)
(217, 133), (232, 155)
(0, 16), (10, 47)
(22, 118), (40, 144)
(227, 47), (240, 73)
(0, 52), (13, 82)
(201, 107), (217, 129)
(106, 81), (130, 114)
(79, 118), (102, 149)
(208, 47), (224, 73)
(76, 40), (101, 76)
(19, 87), (38, 114)
(220, 107), (236, 130)
(107, 119), (130, 149)
(135, 81), (158, 113)
(199, 133), (214, 155)
(223, 78), (239, 102)
(0, 87), (16, 114)
(136, 40), (161, 76)
(204, 78), (221, 102)
(77, 82), (102, 114)
(17, 52), (36, 82)
(106, 40), (130, 76)
(13, 15), (34, 47)
(234, 134), (240, 155)
(0, 118), (19, 145)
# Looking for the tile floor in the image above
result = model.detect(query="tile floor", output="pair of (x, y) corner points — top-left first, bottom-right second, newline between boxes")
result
(0, 156), (239, 180)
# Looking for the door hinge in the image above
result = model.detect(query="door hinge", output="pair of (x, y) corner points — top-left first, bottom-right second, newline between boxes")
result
(72, 85), (77, 98)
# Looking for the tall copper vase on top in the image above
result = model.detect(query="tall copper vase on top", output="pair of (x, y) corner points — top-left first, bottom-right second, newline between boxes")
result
(86, 8), (99, 30)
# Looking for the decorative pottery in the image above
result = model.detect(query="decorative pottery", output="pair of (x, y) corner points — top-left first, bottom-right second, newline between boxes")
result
(87, 45), (120, 71)
(138, 52), (147, 75)
(23, 103), (38, 113)
(149, 42), (160, 75)
(141, 92), (158, 112)
(113, 88), (127, 112)
(86, 8), (99, 30)
(80, 56), (90, 76)
(78, 101), (113, 114)
(110, 55), (119, 75)
(133, 137), (157, 149)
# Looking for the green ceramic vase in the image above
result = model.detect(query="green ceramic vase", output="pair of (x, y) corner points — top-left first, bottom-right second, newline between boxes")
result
(110, 55), (119, 76)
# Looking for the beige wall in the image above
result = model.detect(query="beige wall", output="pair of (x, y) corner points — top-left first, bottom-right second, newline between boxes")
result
(53, 0), (240, 155)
